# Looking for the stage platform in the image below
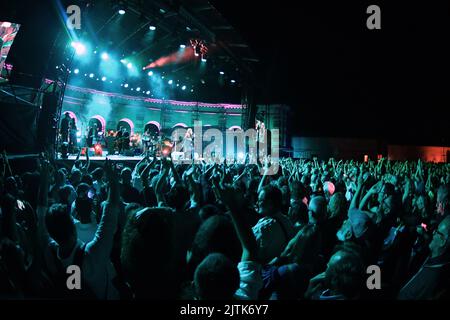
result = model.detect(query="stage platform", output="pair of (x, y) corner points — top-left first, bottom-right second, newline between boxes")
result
(59, 155), (144, 162)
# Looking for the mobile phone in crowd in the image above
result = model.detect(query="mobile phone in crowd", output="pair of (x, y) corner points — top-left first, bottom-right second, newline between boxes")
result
(88, 188), (96, 199)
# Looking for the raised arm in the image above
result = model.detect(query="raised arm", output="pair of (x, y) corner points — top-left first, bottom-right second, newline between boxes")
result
(168, 157), (182, 186)
(81, 149), (90, 174)
(349, 165), (365, 210)
(257, 160), (270, 194)
(359, 180), (382, 212)
(155, 159), (170, 206)
(36, 157), (51, 251)
(214, 182), (258, 262)
(86, 159), (120, 262)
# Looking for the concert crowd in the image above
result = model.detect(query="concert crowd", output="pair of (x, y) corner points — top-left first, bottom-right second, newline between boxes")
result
(0, 152), (449, 300)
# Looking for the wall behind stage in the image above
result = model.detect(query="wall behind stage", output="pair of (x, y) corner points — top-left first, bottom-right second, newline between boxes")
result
(61, 85), (243, 134)
(388, 145), (450, 163)
(292, 137), (381, 160)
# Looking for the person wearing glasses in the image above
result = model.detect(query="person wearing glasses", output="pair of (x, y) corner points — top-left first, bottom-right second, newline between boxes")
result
(398, 215), (450, 299)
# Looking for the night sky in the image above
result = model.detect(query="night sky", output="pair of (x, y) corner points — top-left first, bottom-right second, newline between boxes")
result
(211, 1), (450, 145)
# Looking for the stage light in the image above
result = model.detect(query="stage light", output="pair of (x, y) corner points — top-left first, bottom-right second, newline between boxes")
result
(74, 69), (79, 74)
(120, 59), (126, 64)
(148, 71), (153, 76)
(168, 80), (173, 85)
(124, 83), (129, 88)
(146, 91), (150, 95)
(93, 50), (97, 54)
(201, 56), (207, 62)
(238, 152), (244, 160)
(89, 73), (94, 78)
(219, 71), (224, 75)
(101, 52), (109, 60)
(230, 79), (236, 83)
(182, 85), (186, 90)
(191, 89), (194, 92)
(131, 88), (134, 91)
(161, 145), (172, 157)
(136, 87), (141, 92)
(94, 143), (103, 156)
(180, 44), (186, 49)
(118, 9), (126, 15)
(149, 25), (156, 31)
(176, 83), (179, 87)
(127, 62), (133, 69)
(1, 22), (12, 28)
(110, 80), (113, 83)
(71, 41), (86, 55)
(76, 131), (81, 138)
(102, 76), (107, 81)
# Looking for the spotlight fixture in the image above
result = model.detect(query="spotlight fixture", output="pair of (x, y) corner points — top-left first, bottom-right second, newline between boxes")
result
(127, 62), (132, 69)
(148, 71), (153, 76)
(74, 69), (79, 74)
(124, 83), (129, 88)
(71, 41), (86, 55)
(89, 73), (94, 78)
(190, 39), (208, 59)
(180, 44), (186, 49)
(136, 87), (141, 92)
(231, 79), (236, 83)
(118, 9), (126, 15)
(101, 52), (109, 60)
(219, 71), (224, 75)
(168, 80), (173, 85)
(149, 25), (156, 31)
(182, 85), (186, 90)
(101, 76), (107, 81)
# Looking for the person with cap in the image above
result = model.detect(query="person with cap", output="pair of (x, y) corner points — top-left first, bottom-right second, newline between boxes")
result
(336, 208), (379, 266)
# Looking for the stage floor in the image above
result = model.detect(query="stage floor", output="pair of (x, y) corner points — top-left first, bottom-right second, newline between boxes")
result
(59, 155), (144, 161)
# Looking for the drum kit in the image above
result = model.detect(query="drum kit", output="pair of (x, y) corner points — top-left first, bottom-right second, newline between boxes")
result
(143, 134), (174, 157)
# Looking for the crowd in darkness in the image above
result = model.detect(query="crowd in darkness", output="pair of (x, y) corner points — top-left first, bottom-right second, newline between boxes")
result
(0, 150), (449, 300)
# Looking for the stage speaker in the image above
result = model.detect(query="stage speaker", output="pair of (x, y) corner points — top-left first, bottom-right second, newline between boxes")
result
(36, 92), (58, 151)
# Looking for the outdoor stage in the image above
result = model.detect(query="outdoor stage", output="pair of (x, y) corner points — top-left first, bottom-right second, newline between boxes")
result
(61, 155), (144, 162)
(55, 152), (194, 169)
